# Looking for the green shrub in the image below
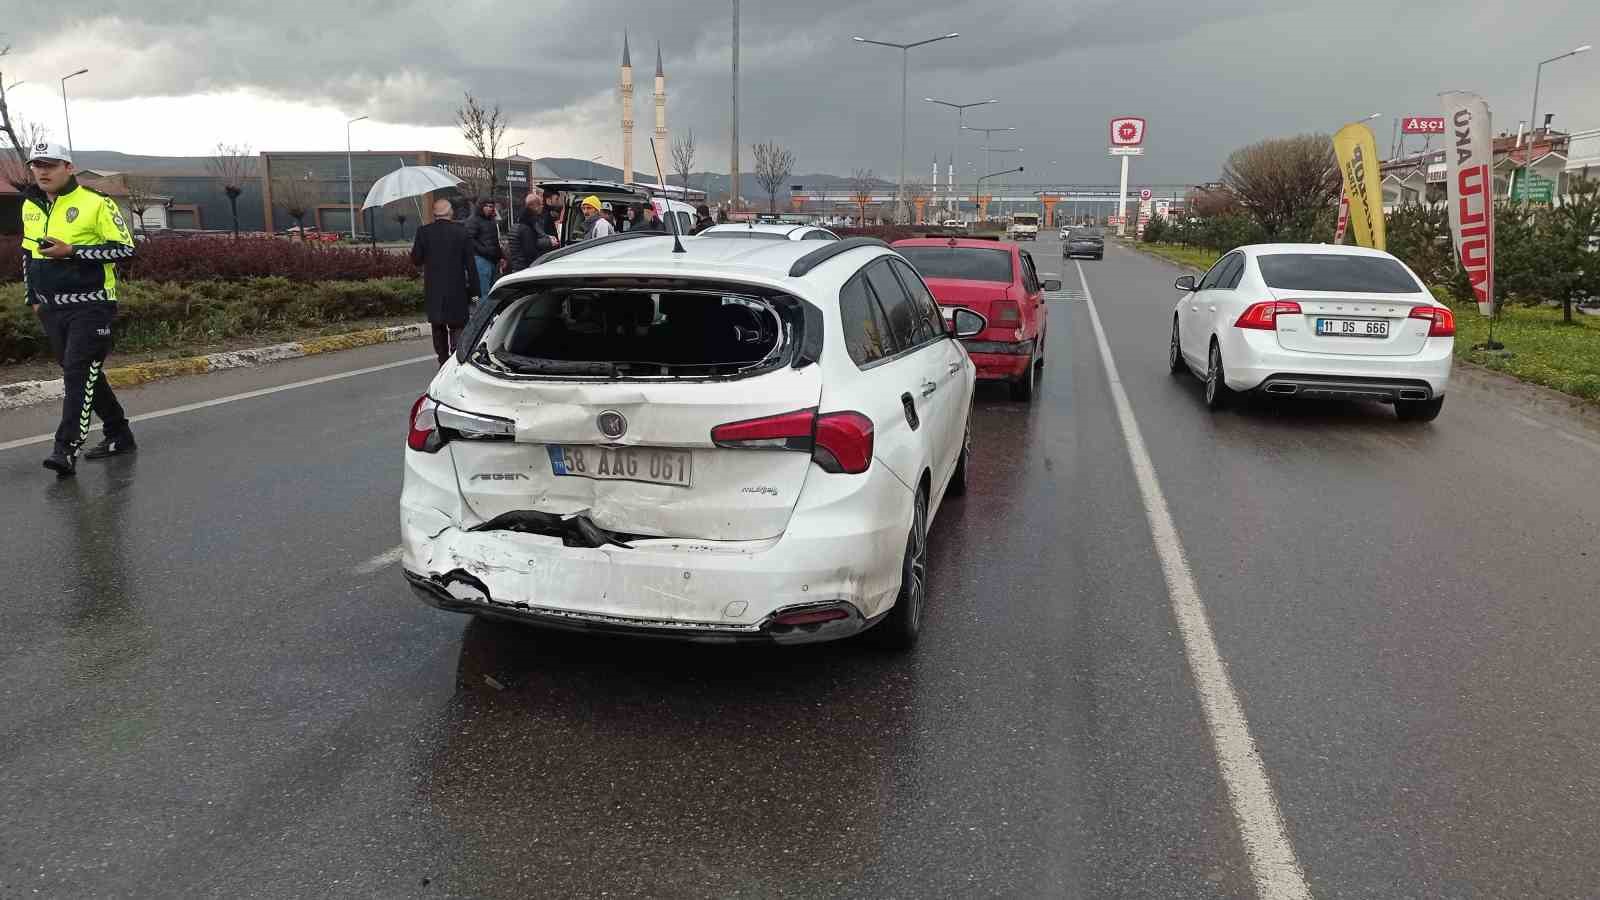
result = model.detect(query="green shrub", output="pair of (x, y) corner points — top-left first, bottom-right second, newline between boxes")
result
(0, 277), (423, 364)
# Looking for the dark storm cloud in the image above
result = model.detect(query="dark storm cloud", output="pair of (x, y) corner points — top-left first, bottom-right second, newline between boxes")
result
(14, 0), (1600, 183)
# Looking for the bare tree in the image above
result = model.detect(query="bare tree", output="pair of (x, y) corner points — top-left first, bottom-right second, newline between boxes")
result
(273, 173), (318, 240)
(0, 47), (46, 192)
(671, 129), (697, 192)
(752, 141), (795, 214)
(1220, 134), (1340, 239)
(1, 114), (46, 192)
(456, 92), (506, 204)
(208, 142), (256, 239)
(849, 168), (876, 223)
(903, 177), (931, 224)
(123, 174), (161, 233)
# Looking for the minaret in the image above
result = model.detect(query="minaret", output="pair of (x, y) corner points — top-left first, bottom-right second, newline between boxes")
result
(620, 32), (634, 185)
(653, 43), (668, 184)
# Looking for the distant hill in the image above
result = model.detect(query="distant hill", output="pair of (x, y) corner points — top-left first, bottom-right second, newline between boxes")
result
(537, 157), (893, 201)
(71, 151), (215, 176)
(65, 150), (893, 199)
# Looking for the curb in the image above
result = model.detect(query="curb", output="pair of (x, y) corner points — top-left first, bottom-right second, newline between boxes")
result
(0, 322), (427, 412)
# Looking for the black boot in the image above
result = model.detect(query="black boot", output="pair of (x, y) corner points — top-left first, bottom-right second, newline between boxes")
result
(84, 433), (138, 460)
(43, 445), (77, 477)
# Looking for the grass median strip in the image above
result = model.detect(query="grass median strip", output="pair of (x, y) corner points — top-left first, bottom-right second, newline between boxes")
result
(1453, 305), (1600, 401)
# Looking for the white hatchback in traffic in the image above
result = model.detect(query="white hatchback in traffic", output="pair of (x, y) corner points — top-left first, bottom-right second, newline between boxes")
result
(401, 233), (984, 648)
(1169, 244), (1455, 421)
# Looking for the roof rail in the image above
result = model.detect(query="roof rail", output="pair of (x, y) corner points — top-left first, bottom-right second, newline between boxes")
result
(532, 230), (672, 267)
(787, 237), (888, 278)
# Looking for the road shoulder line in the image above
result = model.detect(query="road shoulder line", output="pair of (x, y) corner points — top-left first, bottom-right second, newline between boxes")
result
(0, 355), (434, 453)
(1075, 260), (1311, 899)
(0, 321), (428, 412)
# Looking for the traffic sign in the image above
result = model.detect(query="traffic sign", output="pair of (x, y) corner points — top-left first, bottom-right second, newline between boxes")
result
(1108, 147), (1145, 156)
(1139, 188), (1153, 201)
(1511, 172), (1555, 203)
(1110, 117), (1146, 146)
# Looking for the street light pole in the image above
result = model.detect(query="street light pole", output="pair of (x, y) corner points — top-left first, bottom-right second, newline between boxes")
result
(345, 115), (368, 241)
(60, 68), (88, 156)
(1527, 44), (1591, 152)
(854, 32), (960, 223)
(976, 166), (1024, 221)
(926, 97), (997, 219)
(962, 125), (1016, 202)
(980, 147), (1022, 217)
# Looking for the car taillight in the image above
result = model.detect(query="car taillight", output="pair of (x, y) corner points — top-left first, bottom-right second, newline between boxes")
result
(711, 408), (817, 451)
(408, 396), (513, 452)
(813, 412), (874, 474)
(1409, 305), (1456, 337)
(1235, 300), (1302, 330)
(408, 395), (440, 452)
(992, 300), (1021, 324)
(710, 408), (874, 474)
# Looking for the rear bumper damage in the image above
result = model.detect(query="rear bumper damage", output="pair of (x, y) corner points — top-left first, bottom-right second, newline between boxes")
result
(400, 449), (913, 644)
(406, 569), (874, 643)
(965, 339), (1036, 381)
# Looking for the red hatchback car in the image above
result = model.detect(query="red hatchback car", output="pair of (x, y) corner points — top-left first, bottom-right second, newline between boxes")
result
(892, 237), (1058, 400)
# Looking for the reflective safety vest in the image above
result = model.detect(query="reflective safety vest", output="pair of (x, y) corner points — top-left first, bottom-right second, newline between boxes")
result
(21, 179), (136, 307)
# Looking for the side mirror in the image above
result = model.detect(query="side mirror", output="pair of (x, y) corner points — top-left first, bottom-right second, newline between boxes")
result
(949, 308), (988, 340)
(1174, 275), (1197, 292)
(1042, 278), (1062, 292)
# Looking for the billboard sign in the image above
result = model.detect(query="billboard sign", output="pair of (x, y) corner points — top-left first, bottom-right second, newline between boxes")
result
(1139, 188), (1153, 201)
(1401, 116), (1447, 135)
(1110, 117), (1146, 146)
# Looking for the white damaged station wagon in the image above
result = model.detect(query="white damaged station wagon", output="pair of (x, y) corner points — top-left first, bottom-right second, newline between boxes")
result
(401, 232), (986, 648)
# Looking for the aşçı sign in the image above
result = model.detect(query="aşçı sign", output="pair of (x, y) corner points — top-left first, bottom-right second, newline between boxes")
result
(1401, 116), (1447, 135)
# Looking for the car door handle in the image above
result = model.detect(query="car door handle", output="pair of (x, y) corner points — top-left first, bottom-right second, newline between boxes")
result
(947, 361), (962, 374)
(921, 381), (938, 397)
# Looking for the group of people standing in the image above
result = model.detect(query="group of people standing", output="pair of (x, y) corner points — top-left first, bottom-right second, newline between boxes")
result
(410, 187), (718, 366)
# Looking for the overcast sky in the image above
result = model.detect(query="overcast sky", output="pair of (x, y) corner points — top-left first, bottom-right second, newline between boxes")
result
(4, 0), (1597, 185)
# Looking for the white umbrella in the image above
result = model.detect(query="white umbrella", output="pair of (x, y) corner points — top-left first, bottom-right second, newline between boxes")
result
(361, 165), (464, 210)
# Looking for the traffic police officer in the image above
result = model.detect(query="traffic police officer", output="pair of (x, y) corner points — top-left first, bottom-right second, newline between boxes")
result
(22, 141), (139, 477)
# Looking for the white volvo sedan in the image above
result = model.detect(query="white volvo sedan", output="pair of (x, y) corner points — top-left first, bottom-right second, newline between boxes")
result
(402, 232), (984, 648)
(1169, 244), (1455, 421)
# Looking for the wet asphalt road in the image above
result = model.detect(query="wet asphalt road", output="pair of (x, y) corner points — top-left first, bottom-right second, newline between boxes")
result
(3, 234), (1600, 898)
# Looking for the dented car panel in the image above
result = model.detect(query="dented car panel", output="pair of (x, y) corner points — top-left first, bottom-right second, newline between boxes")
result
(400, 445), (912, 638)
(438, 363), (824, 541)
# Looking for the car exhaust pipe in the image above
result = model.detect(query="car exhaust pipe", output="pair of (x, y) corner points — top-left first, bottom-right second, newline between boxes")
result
(1397, 389), (1429, 401)
(1264, 383), (1298, 395)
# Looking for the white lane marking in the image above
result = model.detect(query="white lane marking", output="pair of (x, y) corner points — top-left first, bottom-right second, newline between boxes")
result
(0, 355), (435, 453)
(1076, 261), (1311, 899)
(354, 545), (404, 576)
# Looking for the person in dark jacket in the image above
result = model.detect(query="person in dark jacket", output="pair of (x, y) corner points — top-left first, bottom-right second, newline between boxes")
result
(638, 204), (667, 232)
(691, 204), (715, 234)
(411, 199), (478, 365)
(509, 192), (556, 271)
(462, 199), (503, 299)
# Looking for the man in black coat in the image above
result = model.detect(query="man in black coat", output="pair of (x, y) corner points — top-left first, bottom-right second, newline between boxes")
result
(462, 198), (504, 300)
(411, 198), (478, 365)
(509, 191), (561, 271)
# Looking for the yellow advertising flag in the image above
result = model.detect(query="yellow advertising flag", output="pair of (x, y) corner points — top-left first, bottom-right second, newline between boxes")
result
(1332, 124), (1386, 251)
